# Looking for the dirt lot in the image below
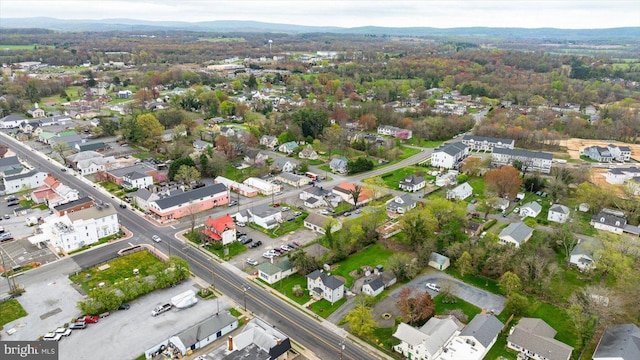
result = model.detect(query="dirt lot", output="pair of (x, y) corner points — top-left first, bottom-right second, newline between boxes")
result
(559, 138), (640, 161)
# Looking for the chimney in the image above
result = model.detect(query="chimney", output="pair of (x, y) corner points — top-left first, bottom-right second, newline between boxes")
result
(276, 338), (282, 345)
(228, 336), (233, 351)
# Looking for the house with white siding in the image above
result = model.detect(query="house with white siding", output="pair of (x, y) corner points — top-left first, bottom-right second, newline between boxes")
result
(393, 316), (463, 360)
(3, 170), (48, 194)
(307, 270), (345, 304)
(491, 148), (553, 174)
(461, 135), (515, 152)
(446, 182), (473, 201)
(431, 142), (469, 169)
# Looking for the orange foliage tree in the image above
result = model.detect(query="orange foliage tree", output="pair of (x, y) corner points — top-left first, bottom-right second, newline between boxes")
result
(485, 165), (522, 199)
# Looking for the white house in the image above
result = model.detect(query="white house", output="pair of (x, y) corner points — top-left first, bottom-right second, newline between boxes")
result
(547, 204), (570, 224)
(431, 142), (469, 169)
(461, 135), (515, 152)
(519, 201), (542, 218)
(67, 151), (117, 175)
(202, 214), (236, 246)
(498, 222), (533, 248)
(243, 177), (281, 195)
(399, 174), (426, 192)
(393, 316), (463, 360)
(278, 141), (299, 154)
(304, 213), (342, 234)
(446, 182), (473, 201)
(507, 318), (573, 360)
(439, 314), (504, 360)
(590, 210), (626, 235)
(122, 171), (153, 190)
(271, 157), (298, 173)
(276, 172), (311, 188)
(259, 135), (278, 149)
(361, 276), (385, 297)
(306, 270), (345, 304)
(604, 167), (640, 185)
(248, 204), (282, 229)
(1, 114), (27, 128)
(256, 258), (297, 285)
(491, 148), (553, 174)
(29, 205), (119, 253)
(3, 170), (48, 194)
(570, 238), (602, 271)
(299, 187), (332, 208)
(329, 157), (348, 174)
(298, 146), (319, 160)
(386, 194), (417, 214)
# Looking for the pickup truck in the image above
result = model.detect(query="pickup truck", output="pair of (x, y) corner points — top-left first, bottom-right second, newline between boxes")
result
(151, 303), (172, 317)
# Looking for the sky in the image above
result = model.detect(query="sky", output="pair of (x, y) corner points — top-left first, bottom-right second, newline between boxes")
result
(1, 0), (639, 29)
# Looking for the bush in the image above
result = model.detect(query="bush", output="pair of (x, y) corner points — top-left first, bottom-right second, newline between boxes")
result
(292, 285), (304, 298)
(456, 174), (468, 183)
(484, 219), (497, 229)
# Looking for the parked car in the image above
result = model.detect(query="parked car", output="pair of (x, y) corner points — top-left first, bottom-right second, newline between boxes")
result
(228, 200), (238, 207)
(281, 245), (293, 251)
(81, 315), (99, 323)
(292, 240), (301, 247)
(240, 237), (253, 245)
(281, 206), (290, 211)
(246, 258), (258, 266)
(343, 212), (351, 217)
(3, 214), (9, 219)
(118, 303), (130, 310)
(152, 235), (161, 243)
(151, 303), (173, 317)
(288, 242), (298, 249)
(237, 232), (246, 237)
(293, 211), (302, 217)
(250, 241), (262, 248)
(318, 209), (329, 215)
(237, 222), (246, 227)
(0, 227), (4, 233)
(69, 322), (86, 329)
(55, 327), (72, 336)
(43, 332), (63, 341)
(262, 252), (277, 259)
(426, 283), (441, 292)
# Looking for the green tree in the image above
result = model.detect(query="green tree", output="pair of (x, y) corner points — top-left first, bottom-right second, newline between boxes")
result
(51, 142), (71, 163)
(136, 113), (164, 149)
(575, 182), (610, 214)
(457, 251), (473, 277)
(344, 295), (377, 338)
(499, 271), (521, 296)
(401, 208), (437, 262)
(169, 256), (191, 281)
(504, 293), (529, 316)
(168, 157), (197, 180)
(175, 164), (201, 185)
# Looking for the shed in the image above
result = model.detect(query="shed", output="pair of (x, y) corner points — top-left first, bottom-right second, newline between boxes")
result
(428, 252), (450, 271)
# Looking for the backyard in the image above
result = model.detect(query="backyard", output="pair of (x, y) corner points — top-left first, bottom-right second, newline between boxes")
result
(308, 297), (347, 319)
(433, 293), (482, 320)
(328, 243), (395, 288)
(184, 230), (247, 259)
(377, 165), (432, 190)
(260, 273), (310, 305)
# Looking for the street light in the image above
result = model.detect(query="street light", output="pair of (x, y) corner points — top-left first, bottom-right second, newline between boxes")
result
(242, 285), (250, 311)
(339, 339), (345, 360)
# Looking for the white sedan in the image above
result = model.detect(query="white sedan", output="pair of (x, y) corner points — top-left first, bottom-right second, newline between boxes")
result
(152, 235), (162, 243)
(426, 283), (441, 292)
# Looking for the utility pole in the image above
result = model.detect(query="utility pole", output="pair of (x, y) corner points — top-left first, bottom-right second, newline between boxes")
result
(242, 285), (250, 311)
(339, 339), (345, 360)
(0, 249), (14, 294)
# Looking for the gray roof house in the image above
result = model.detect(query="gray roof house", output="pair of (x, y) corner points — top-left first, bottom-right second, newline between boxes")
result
(440, 314), (504, 360)
(507, 318), (573, 360)
(399, 174), (426, 192)
(153, 183), (228, 211)
(570, 238), (603, 271)
(498, 222), (534, 248)
(0, 156), (22, 175)
(428, 252), (451, 271)
(519, 201), (542, 218)
(459, 314), (503, 349)
(593, 324), (640, 360)
(306, 269), (345, 304)
(361, 276), (385, 297)
(393, 316), (463, 360)
(386, 194), (417, 214)
(329, 157), (348, 174)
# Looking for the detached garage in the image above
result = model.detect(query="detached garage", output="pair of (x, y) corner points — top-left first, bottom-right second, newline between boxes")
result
(428, 252), (450, 271)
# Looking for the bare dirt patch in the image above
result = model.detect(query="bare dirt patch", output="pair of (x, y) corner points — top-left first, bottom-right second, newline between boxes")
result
(559, 138), (640, 161)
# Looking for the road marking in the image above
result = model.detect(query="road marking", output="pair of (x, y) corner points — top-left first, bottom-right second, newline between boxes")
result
(170, 225), (176, 229)
(128, 242), (134, 247)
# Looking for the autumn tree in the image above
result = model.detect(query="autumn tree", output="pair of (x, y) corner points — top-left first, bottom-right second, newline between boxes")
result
(136, 113), (164, 149)
(485, 165), (522, 199)
(460, 156), (483, 176)
(215, 135), (236, 159)
(397, 288), (435, 325)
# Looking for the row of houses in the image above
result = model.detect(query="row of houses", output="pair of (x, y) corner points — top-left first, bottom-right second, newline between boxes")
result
(582, 144), (632, 162)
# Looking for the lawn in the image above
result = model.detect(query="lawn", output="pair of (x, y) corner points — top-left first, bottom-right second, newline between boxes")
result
(445, 268), (503, 295)
(309, 297), (347, 319)
(264, 273), (311, 305)
(372, 326), (400, 352)
(0, 299), (28, 327)
(0, 44), (53, 50)
(69, 251), (165, 293)
(397, 146), (421, 161)
(483, 332), (517, 360)
(405, 138), (446, 148)
(378, 165), (428, 190)
(329, 243), (395, 288)
(466, 177), (486, 197)
(433, 293), (482, 320)
(333, 202), (353, 213)
(248, 212), (308, 238)
(206, 241), (247, 260)
(526, 299), (579, 347)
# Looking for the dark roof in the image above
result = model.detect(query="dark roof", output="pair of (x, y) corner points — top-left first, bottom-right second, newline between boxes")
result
(304, 186), (330, 197)
(460, 314), (503, 347)
(53, 196), (93, 211)
(306, 270), (344, 290)
(108, 163), (156, 178)
(153, 183), (227, 210)
(177, 312), (237, 349)
(127, 188), (153, 201)
(124, 171), (148, 180)
(1, 114), (26, 122)
(77, 142), (105, 151)
(435, 141), (467, 156)
(4, 169), (44, 181)
(250, 203), (281, 218)
(593, 324), (640, 360)
(399, 174), (425, 186)
(0, 156), (21, 171)
(591, 212), (627, 229)
(493, 147), (553, 160)
(221, 344), (270, 360)
(364, 276), (385, 291)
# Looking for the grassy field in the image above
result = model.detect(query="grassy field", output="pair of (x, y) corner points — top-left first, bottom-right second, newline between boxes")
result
(0, 44), (53, 50)
(526, 299), (579, 347)
(466, 177), (486, 197)
(484, 332), (517, 360)
(378, 165), (428, 190)
(371, 326), (400, 352)
(0, 299), (28, 327)
(433, 293), (483, 320)
(265, 273), (310, 305)
(41, 85), (85, 105)
(69, 251), (164, 293)
(206, 241), (247, 260)
(309, 297), (347, 318)
(329, 243), (394, 287)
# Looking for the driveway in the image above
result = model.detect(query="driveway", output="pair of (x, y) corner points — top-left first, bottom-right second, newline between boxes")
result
(389, 271), (505, 314)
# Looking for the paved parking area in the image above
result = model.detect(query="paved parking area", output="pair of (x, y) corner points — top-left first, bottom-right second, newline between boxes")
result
(0, 239), (58, 270)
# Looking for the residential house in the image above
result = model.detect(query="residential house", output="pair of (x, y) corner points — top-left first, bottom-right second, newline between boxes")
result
(221, 318), (292, 360)
(461, 135), (515, 152)
(241, 204), (282, 230)
(219, 126), (238, 138)
(147, 184), (229, 224)
(27, 105), (45, 118)
(30, 175), (79, 208)
(306, 270), (345, 304)
(304, 213), (342, 234)
(259, 135), (278, 149)
(386, 194), (417, 214)
(19, 120), (42, 135)
(244, 149), (269, 165)
(145, 312), (238, 359)
(399, 174), (426, 192)
(377, 125), (413, 139)
(329, 157), (348, 174)
(278, 141), (298, 154)
(507, 318), (573, 360)
(446, 182), (473, 201)
(3, 170), (48, 194)
(570, 238), (603, 271)
(582, 146), (613, 162)
(591, 210), (627, 235)
(0, 156), (22, 177)
(243, 177), (281, 196)
(604, 167), (640, 185)
(428, 252), (450, 271)
(52, 196), (94, 216)
(75, 142), (106, 152)
(122, 171), (153, 190)
(126, 188), (156, 211)
(298, 146), (319, 160)
(202, 214), (236, 246)
(117, 90), (133, 99)
(592, 324), (640, 360)
(361, 276), (385, 297)
(29, 205), (119, 253)
(66, 151), (117, 175)
(491, 148), (553, 174)
(193, 139), (211, 152)
(51, 134), (85, 149)
(439, 314), (504, 360)
(215, 176), (259, 198)
(547, 204), (570, 224)
(299, 186), (333, 208)
(431, 142), (469, 169)
(393, 316), (463, 360)
(1, 114), (27, 129)
(332, 182), (372, 207)
(256, 258), (297, 285)
(105, 163), (158, 185)
(271, 157), (298, 173)
(498, 222), (534, 248)
(519, 202), (542, 218)
(494, 198), (510, 211)
(605, 144), (631, 162)
(275, 172), (311, 188)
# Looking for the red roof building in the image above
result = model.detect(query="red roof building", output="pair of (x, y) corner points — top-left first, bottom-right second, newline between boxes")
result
(202, 214), (236, 245)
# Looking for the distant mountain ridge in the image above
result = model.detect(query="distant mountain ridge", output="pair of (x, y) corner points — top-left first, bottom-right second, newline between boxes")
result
(1, 17), (639, 40)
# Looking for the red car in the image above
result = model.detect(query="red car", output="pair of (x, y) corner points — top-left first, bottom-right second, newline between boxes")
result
(82, 315), (99, 323)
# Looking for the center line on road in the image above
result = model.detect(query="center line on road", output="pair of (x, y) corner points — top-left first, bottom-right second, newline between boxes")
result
(170, 225), (176, 229)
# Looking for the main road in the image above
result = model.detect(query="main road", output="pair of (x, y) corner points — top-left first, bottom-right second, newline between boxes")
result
(1, 133), (392, 360)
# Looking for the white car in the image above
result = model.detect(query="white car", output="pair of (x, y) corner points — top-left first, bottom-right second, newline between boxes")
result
(246, 258), (258, 266)
(55, 327), (72, 336)
(318, 209), (329, 215)
(43, 332), (63, 341)
(152, 235), (162, 243)
(426, 283), (441, 292)
(236, 222), (246, 227)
